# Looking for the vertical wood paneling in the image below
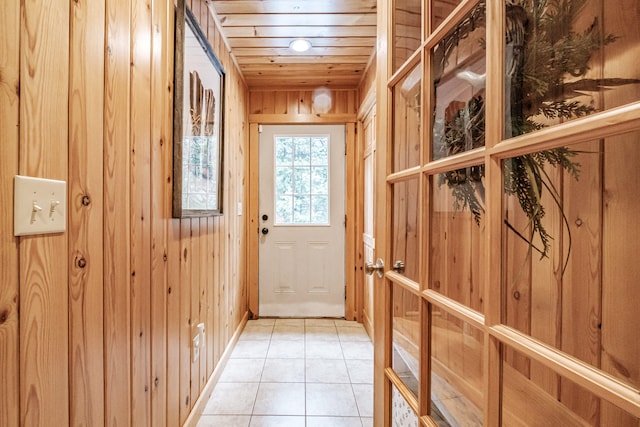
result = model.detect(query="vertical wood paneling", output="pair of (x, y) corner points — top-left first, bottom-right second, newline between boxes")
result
(4, 0), (249, 424)
(190, 219), (201, 400)
(601, 136), (640, 426)
(529, 168), (562, 396)
(359, 57), (377, 107)
(150, 0), (170, 424)
(130, 0), (153, 424)
(206, 218), (215, 376)
(19, 0), (70, 425)
(68, 0), (106, 425)
(561, 141), (602, 423)
(249, 89), (358, 116)
(104, 0), (132, 424)
(199, 218), (208, 390)
(213, 218), (222, 362)
(179, 220), (192, 424)
(0, 1), (20, 425)
(166, 221), (181, 426)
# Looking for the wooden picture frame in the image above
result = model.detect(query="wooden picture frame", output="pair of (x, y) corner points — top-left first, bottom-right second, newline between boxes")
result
(173, 0), (225, 218)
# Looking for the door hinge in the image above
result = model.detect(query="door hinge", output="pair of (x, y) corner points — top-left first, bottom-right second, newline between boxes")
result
(258, 124), (263, 133)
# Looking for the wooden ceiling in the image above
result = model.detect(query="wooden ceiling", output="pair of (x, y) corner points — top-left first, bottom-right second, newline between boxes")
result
(207, 0), (377, 89)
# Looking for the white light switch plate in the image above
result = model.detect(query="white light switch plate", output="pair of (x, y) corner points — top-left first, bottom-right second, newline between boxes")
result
(14, 175), (67, 236)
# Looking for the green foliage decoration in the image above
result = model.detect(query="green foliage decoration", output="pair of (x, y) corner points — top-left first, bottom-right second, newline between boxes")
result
(438, 0), (639, 268)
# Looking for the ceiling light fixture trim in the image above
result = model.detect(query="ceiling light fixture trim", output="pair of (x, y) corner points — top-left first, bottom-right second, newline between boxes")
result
(289, 38), (312, 52)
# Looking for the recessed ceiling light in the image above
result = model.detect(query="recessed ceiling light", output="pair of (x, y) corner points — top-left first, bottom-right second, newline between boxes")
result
(289, 39), (312, 53)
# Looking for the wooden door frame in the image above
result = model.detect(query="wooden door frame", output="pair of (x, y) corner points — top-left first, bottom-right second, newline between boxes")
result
(246, 115), (358, 319)
(356, 88), (377, 335)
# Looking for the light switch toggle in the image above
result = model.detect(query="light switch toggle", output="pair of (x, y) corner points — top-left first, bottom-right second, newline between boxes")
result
(49, 200), (60, 218)
(31, 202), (42, 224)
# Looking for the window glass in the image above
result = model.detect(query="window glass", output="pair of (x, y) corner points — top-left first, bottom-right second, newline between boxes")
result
(432, 3), (486, 160)
(274, 135), (330, 225)
(392, 384), (419, 427)
(504, 0), (640, 138)
(431, 307), (484, 426)
(392, 283), (421, 397)
(393, 0), (422, 72)
(502, 345), (640, 426)
(502, 132), (640, 390)
(392, 179), (421, 282)
(430, 171), (485, 312)
(393, 64), (422, 172)
(431, 0), (463, 31)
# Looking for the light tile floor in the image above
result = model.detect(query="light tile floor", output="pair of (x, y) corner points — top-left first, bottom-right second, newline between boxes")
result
(198, 318), (373, 427)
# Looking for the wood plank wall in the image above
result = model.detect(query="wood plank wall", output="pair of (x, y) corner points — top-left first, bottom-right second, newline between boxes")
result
(249, 88), (358, 118)
(0, 0), (248, 426)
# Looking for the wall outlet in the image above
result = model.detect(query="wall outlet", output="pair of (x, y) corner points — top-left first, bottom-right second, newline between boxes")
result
(192, 334), (200, 363)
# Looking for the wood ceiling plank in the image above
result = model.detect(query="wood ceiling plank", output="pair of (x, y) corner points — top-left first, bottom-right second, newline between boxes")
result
(210, 0), (376, 14)
(232, 47), (375, 57)
(218, 13), (377, 27)
(244, 75), (362, 86)
(227, 37), (377, 48)
(236, 55), (371, 65)
(242, 69), (363, 78)
(221, 25), (377, 38)
(240, 63), (367, 72)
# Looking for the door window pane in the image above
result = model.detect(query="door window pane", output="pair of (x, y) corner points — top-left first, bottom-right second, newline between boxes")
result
(431, 0), (463, 32)
(393, 0), (422, 72)
(502, 346), (640, 426)
(504, 0), (640, 138)
(431, 307), (484, 426)
(393, 64), (422, 172)
(392, 179), (421, 282)
(274, 135), (330, 225)
(431, 3), (486, 161)
(392, 384), (419, 427)
(392, 283), (421, 398)
(430, 171), (485, 312)
(502, 133), (640, 390)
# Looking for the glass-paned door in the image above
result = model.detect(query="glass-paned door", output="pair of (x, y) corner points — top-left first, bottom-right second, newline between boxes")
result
(378, 0), (640, 425)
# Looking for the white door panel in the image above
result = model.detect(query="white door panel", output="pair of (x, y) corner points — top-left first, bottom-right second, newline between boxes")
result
(259, 124), (345, 318)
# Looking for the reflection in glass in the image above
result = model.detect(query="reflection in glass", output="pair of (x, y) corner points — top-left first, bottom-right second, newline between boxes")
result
(502, 346), (640, 426)
(504, 0), (640, 138)
(392, 283), (420, 397)
(393, 0), (422, 72)
(393, 64), (422, 172)
(392, 179), (420, 282)
(503, 135), (640, 391)
(431, 307), (484, 426)
(430, 171), (485, 312)
(432, 3), (486, 161)
(431, 0), (463, 32)
(392, 383), (419, 427)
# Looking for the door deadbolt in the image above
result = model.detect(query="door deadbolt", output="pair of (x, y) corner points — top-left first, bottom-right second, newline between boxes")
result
(262, 214), (268, 221)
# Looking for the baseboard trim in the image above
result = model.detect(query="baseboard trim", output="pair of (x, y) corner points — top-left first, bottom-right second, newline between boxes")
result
(183, 311), (250, 427)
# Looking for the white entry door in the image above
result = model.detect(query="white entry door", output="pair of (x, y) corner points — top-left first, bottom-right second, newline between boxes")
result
(258, 124), (346, 318)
